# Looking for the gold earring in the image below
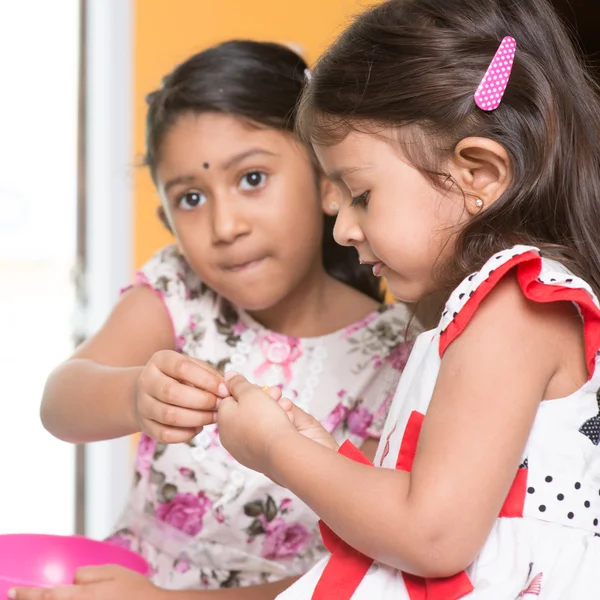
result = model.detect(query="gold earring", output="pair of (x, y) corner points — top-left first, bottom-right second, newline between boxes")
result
(475, 198), (484, 209)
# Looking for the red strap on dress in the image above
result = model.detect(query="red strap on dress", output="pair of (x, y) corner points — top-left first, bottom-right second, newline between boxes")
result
(312, 442), (374, 600)
(312, 428), (474, 599)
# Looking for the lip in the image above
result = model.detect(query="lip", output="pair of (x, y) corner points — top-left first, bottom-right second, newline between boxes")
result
(223, 257), (266, 272)
(360, 258), (384, 277)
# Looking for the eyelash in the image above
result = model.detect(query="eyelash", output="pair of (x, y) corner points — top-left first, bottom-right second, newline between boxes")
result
(351, 191), (370, 207)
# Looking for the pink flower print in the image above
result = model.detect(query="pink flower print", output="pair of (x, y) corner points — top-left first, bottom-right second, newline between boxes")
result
(231, 320), (248, 336)
(280, 498), (293, 513)
(342, 312), (378, 339)
(176, 335), (186, 351)
(155, 492), (212, 536)
(373, 390), (395, 424)
(135, 434), (156, 477)
(260, 517), (311, 560)
(386, 343), (412, 371)
(322, 402), (351, 434)
(254, 333), (302, 383)
(346, 405), (374, 437)
(214, 506), (225, 524)
(105, 534), (131, 550)
(179, 467), (196, 481)
(337, 389), (347, 399)
(174, 553), (191, 574)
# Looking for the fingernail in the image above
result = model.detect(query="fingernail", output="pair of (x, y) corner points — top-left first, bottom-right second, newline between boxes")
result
(8, 589), (16, 599)
(218, 383), (229, 396)
(224, 371), (239, 381)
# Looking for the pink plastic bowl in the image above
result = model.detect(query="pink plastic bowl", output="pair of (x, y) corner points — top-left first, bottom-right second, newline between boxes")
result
(0, 534), (149, 598)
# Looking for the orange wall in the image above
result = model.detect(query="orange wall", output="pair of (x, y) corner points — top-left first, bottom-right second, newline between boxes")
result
(133, 0), (379, 268)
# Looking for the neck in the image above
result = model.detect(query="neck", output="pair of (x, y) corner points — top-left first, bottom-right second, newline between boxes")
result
(247, 265), (377, 338)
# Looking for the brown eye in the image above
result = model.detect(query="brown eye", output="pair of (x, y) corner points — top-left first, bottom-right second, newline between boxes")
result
(178, 191), (206, 210)
(239, 171), (267, 190)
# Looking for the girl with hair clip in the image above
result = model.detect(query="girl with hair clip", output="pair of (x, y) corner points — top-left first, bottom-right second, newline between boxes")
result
(10, 41), (417, 600)
(216, 0), (600, 597)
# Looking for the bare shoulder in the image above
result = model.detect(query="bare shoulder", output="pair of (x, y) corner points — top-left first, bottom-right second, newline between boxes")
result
(451, 273), (587, 398)
(72, 285), (175, 366)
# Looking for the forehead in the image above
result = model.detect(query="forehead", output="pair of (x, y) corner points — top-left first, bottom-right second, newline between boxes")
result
(158, 113), (273, 158)
(313, 130), (396, 180)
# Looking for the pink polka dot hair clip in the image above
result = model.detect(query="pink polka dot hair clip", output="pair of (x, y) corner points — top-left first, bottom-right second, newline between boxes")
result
(474, 36), (517, 111)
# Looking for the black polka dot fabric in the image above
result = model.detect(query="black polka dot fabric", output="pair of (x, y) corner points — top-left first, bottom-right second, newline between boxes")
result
(579, 389), (600, 445)
(435, 244), (600, 536)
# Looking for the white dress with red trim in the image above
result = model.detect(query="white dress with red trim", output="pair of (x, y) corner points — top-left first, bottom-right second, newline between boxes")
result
(277, 245), (600, 599)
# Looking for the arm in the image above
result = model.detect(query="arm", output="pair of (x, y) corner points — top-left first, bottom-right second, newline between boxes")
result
(167, 577), (300, 600)
(41, 287), (172, 442)
(9, 566), (298, 600)
(221, 277), (586, 577)
(41, 286), (224, 444)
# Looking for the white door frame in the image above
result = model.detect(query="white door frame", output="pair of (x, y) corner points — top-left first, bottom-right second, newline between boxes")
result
(83, 0), (134, 540)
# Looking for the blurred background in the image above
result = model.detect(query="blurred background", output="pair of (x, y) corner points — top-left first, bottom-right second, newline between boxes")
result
(1, 0), (598, 541)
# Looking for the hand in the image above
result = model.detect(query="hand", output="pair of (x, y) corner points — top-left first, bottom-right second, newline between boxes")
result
(277, 397), (338, 451)
(9, 565), (163, 600)
(217, 373), (297, 477)
(136, 350), (229, 444)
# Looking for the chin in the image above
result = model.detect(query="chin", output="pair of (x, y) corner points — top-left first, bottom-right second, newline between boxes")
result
(385, 278), (428, 304)
(226, 289), (286, 313)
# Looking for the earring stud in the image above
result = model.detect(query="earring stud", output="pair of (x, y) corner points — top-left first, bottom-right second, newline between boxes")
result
(475, 198), (484, 209)
(329, 202), (339, 212)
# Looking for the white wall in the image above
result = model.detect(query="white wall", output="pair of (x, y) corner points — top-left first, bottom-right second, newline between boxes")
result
(0, 1), (79, 534)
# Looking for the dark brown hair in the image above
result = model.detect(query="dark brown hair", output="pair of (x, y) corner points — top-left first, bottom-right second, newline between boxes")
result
(298, 0), (600, 296)
(144, 40), (382, 301)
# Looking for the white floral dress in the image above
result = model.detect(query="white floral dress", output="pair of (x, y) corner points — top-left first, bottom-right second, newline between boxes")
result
(107, 245), (416, 590)
(278, 245), (600, 600)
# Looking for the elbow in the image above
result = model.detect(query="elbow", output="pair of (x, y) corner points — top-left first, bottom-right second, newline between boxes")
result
(390, 523), (479, 579)
(40, 372), (73, 443)
(39, 396), (66, 441)
(413, 546), (475, 579)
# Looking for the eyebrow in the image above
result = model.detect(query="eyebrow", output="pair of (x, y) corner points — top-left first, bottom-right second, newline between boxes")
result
(162, 148), (279, 194)
(326, 165), (372, 182)
(163, 175), (196, 194)
(223, 148), (278, 171)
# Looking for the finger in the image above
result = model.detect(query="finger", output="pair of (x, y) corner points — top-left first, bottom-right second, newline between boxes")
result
(9, 586), (75, 600)
(216, 396), (237, 418)
(223, 373), (262, 401)
(277, 398), (296, 423)
(142, 393), (217, 429)
(253, 384), (282, 401)
(155, 352), (226, 396)
(150, 370), (220, 410)
(186, 357), (223, 378)
(277, 397), (294, 411)
(143, 419), (202, 444)
(279, 399), (316, 429)
(74, 564), (122, 584)
(265, 386), (282, 401)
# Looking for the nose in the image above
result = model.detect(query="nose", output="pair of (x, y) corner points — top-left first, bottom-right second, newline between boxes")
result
(210, 195), (251, 244)
(333, 201), (365, 248)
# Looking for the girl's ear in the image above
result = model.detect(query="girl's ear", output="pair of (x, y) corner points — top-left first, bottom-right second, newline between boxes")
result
(157, 205), (174, 234)
(320, 176), (343, 216)
(451, 137), (512, 215)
